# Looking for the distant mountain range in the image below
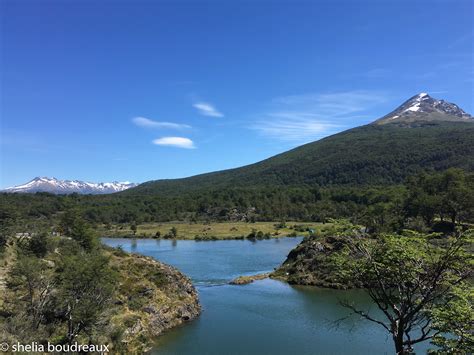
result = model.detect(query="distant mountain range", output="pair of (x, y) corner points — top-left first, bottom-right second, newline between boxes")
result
(127, 93), (474, 196)
(3, 177), (138, 194)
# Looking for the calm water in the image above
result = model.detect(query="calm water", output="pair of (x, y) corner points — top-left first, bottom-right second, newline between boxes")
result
(102, 238), (430, 355)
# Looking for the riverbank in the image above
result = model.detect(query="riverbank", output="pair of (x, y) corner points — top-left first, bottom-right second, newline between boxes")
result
(97, 221), (337, 240)
(0, 241), (201, 354)
(106, 248), (201, 352)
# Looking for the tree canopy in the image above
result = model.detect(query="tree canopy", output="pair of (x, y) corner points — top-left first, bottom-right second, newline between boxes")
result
(335, 232), (473, 354)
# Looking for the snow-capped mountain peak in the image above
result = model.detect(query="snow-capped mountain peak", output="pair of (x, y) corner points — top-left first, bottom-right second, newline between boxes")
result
(374, 93), (473, 125)
(402, 93), (429, 113)
(3, 177), (138, 194)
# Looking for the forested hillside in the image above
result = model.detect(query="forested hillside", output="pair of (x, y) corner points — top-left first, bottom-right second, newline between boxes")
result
(129, 121), (474, 196)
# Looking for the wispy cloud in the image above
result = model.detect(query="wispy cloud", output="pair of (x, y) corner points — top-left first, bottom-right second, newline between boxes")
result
(253, 114), (340, 142)
(251, 90), (387, 142)
(193, 102), (224, 118)
(132, 117), (191, 129)
(152, 137), (195, 149)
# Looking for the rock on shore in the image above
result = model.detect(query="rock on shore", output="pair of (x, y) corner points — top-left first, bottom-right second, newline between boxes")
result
(229, 273), (270, 285)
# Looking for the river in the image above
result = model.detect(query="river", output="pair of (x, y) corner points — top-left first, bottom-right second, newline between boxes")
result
(101, 237), (431, 354)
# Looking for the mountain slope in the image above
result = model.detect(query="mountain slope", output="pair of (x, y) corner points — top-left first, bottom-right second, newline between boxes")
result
(126, 94), (474, 196)
(3, 177), (138, 194)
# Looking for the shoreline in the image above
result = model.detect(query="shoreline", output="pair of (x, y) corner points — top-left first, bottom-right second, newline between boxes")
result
(101, 234), (302, 241)
(96, 221), (334, 240)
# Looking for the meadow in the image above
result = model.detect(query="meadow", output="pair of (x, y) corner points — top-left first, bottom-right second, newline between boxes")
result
(97, 221), (336, 239)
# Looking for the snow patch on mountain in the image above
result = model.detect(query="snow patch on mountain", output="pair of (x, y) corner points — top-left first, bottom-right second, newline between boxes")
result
(3, 177), (138, 194)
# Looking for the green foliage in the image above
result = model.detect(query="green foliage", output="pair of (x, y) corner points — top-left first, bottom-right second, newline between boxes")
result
(170, 226), (178, 238)
(162, 226), (178, 239)
(335, 233), (473, 354)
(26, 232), (49, 258)
(55, 251), (117, 344)
(274, 221), (287, 229)
(59, 210), (98, 250)
(4, 222), (118, 347)
(429, 284), (474, 353)
(0, 207), (17, 250)
(247, 228), (258, 240)
(130, 221), (137, 235)
(7, 254), (55, 332)
(405, 168), (474, 227)
(69, 221), (97, 250)
(58, 209), (80, 236)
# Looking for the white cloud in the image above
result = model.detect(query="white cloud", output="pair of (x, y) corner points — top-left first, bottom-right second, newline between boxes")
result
(252, 90), (387, 142)
(152, 137), (195, 149)
(193, 102), (224, 117)
(132, 117), (191, 129)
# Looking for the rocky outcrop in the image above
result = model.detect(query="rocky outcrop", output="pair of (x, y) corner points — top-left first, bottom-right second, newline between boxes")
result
(108, 251), (201, 353)
(229, 273), (269, 285)
(271, 235), (364, 289)
(0, 243), (200, 354)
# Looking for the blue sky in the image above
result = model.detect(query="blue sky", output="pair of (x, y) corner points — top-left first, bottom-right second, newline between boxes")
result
(1, 0), (473, 188)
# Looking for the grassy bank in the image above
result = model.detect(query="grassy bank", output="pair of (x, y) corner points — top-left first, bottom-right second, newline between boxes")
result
(97, 221), (338, 240)
(0, 236), (201, 353)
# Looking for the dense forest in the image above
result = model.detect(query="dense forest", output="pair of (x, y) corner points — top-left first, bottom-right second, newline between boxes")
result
(1, 169), (473, 239)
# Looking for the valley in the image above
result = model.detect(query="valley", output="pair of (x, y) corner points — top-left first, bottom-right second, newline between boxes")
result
(1, 93), (473, 354)
(3, 1), (473, 353)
